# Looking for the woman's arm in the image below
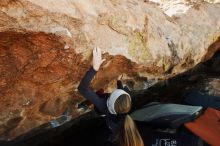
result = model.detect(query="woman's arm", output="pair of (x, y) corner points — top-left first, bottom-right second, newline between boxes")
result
(117, 74), (133, 101)
(117, 80), (124, 89)
(117, 74), (124, 89)
(117, 74), (130, 93)
(78, 67), (106, 112)
(77, 47), (106, 113)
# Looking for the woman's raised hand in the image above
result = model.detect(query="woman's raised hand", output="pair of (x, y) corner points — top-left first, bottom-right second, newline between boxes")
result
(117, 74), (123, 80)
(92, 47), (106, 71)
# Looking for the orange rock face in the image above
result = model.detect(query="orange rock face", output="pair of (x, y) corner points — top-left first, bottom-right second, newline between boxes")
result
(0, 31), (140, 140)
(0, 31), (86, 139)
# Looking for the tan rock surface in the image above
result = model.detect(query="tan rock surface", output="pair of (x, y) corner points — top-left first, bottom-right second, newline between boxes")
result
(0, 0), (220, 140)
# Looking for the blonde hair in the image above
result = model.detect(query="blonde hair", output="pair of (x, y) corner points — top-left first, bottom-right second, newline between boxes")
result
(114, 95), (144, 146)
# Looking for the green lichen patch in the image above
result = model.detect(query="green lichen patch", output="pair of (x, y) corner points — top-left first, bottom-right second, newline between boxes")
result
(156, 57), (171, 72)
(128, 31), (150, 63)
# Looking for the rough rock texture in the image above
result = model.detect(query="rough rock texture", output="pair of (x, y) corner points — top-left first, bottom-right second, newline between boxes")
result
(0, 0), (220, 140)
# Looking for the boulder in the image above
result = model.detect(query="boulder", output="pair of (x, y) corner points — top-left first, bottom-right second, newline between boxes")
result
(0, 0), (220, 140)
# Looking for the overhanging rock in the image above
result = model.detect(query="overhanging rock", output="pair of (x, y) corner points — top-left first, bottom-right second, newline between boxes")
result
(0, 0), (220, 140)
